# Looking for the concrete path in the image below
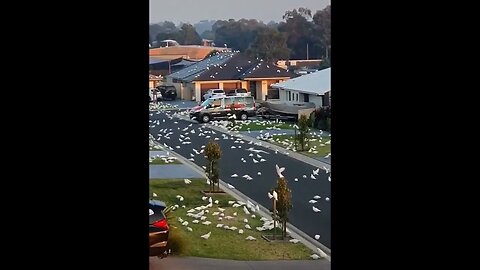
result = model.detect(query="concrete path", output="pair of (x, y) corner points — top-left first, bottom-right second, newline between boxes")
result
(150, 256), (330, 270)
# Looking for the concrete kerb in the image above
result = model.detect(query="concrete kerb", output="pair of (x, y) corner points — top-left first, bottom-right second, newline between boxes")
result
(173, 113), (330, 171)
(150, 135), (331, 261)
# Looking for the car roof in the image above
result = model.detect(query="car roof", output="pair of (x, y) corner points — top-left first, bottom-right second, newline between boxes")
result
(149, 199), (166, 209)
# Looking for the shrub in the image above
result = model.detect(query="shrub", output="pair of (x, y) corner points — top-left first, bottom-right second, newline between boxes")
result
(166, 228), (188, 255)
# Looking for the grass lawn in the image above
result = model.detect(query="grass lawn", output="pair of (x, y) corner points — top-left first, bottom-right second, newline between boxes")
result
(150, 179), (313, 260)
(268, 135), (331, 158)
(232, 120), (295, 131)
(149, 158), (182, 165)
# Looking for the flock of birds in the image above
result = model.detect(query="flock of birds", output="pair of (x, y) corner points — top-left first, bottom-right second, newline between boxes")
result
(150, 177), (327, 260)
(149, 108), (330, 260)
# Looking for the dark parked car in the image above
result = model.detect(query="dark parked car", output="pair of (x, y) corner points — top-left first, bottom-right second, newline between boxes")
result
(149, 200), (170, 258)
(156, 85), (177, 101)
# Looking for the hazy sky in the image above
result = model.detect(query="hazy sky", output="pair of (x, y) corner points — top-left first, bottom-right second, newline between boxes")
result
(150, 0), (330, 24)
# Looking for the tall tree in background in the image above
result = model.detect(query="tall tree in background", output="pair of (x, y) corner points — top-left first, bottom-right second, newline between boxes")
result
(214, 19), (266, 51)
(177, 23), (202, 45)
(278, 8), (317, 59)
(313, 5), (331, 62)
(246, 28), (290, 61)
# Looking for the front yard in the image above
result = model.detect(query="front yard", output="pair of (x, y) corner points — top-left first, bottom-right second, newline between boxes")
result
(150, 179), (313, 260)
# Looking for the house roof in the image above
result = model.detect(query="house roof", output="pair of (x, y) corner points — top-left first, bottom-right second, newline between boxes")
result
(167, 52), (237, 82)
(271, 68), (331, 95)
(240, 61), (291, 79)
(192, 53), (253, 81)
(168, 52), (294, 83)
(149, 45), (231, 60)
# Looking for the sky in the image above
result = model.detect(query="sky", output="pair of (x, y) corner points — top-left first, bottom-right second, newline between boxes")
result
(150, 0), (330, 25)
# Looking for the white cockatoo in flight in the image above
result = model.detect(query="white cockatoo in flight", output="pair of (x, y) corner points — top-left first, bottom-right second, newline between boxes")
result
(275, 164), (285, 178)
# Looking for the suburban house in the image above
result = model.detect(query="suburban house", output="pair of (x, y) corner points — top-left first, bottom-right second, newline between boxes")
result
(149, 42), (231, 61)
(149, 40), (231, 76)
(271, 68), (331, 107)
(165, 52), (292, 101)
(149, 74), (162, 89)
(276, 59), (323, 75)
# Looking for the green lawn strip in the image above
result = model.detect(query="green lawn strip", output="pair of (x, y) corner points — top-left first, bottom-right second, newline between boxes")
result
(232, 121), (294, 131)
(150, 179), (312, 260)
(267, 135), (331, 158)
(149, 158), (182, 165)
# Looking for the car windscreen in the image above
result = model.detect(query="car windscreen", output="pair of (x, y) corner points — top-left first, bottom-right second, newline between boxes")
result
(149, 206), (166, 224)
(214, 90), (224, 93)
(201, 99), (212, 107)
(236, 89), (247, 93)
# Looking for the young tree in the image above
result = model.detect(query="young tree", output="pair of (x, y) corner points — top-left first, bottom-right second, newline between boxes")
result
(204, 140), (222, 192)
(297, 114), (310, 151)
(273, 165), (292, 240)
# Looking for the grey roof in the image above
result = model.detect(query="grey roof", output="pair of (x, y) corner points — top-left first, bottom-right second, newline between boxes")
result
(167, 52), (237, 82)
(271, 68), (331, 95)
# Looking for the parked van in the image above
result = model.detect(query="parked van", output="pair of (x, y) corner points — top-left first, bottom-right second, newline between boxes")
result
(225, 88), (250, 97)
(190, 96), (256, 123)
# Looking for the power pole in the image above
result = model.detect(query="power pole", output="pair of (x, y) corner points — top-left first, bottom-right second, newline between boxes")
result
(306, 43), (309, 60)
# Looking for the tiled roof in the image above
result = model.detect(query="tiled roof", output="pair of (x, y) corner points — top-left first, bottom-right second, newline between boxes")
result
(167, 52), (237, 81)
(240, 61), (291, 79)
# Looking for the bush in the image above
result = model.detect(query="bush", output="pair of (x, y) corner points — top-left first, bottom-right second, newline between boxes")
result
(313, 106), (331, 130)
(166, 228), (189, 255)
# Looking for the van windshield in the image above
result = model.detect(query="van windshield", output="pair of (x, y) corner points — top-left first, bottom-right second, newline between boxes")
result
(201, 99), (212, 107)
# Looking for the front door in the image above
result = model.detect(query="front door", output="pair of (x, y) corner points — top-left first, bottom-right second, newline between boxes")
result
(249, 81), (257, 100)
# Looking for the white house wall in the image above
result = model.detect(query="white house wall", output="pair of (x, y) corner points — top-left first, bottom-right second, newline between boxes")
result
(309, 95), (324, 108)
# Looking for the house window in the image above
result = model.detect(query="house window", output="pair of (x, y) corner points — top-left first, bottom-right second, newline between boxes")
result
(287, 91), (291, 101)
(304, 94), (310, 102)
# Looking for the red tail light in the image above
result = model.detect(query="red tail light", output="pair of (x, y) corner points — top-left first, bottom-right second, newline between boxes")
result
(153, 218), (169, 230)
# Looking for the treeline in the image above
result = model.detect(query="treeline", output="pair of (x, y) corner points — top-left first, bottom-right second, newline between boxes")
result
(149, 6), (330, 62)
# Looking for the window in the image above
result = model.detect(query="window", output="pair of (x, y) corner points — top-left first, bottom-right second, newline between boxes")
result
(304, 94), (310, 102)
(212, 99), (222, 107)
(287, 91), (291, 101)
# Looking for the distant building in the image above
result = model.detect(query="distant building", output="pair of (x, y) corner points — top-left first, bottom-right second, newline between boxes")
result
(201, 39), (215, 47)
(149, 39), (231, 61)
(276, 59), (323, 75)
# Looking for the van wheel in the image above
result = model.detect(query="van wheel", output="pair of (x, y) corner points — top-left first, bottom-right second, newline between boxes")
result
(201, 114), (210, 123)
(240, 112), (248, 121)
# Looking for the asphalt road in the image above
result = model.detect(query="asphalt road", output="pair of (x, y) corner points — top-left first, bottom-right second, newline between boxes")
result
(149, 110), (331, 248)
(149, 256), (330, 270)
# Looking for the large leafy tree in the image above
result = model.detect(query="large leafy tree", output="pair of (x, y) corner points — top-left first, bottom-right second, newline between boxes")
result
(313, 5), (331, 60)
(278, 8), (317, 59)
(213, 19), (267, 51)
(177, 23), (202, 45)
(246, 28), (290, 61)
